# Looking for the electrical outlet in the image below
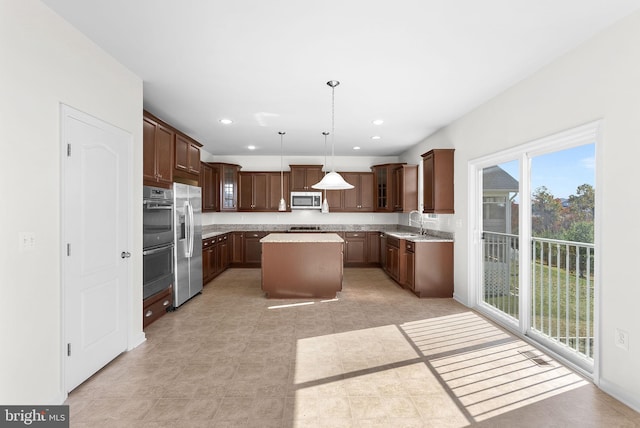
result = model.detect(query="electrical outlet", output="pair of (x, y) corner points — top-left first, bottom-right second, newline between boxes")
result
(615, 328), (629, 351)
(19, 232), (36, 252)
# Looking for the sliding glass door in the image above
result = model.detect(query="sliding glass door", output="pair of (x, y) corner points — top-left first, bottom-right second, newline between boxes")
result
(474, 122), (598, 374)
(481, 161), (520, 325)
(528, 145), (595, 369)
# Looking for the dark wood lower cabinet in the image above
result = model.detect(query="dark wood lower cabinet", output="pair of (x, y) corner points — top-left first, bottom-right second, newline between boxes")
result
(244, 232), (266, 265)
(200, 231), (453, 299)
(384, 236), (405, 283)
(202, 233), (230, 284)
(344, 232), (366, 265)
(228, 231), (267, 267)
(367, 232), (381, 264)
(231, 232), (244, 264)
(338, 231), (381, 266)
(261, 238), (343, 298)
(404, 241), (454, 297)
(143, 286), (173, 329)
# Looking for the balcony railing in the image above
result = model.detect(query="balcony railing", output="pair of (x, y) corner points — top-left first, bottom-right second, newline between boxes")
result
(483, 232), (520, 320)
(531, 236), (594, 360)
(483, 232), (595, 361)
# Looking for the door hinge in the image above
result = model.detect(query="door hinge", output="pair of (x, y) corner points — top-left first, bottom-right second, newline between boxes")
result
(67, 143), (71, 157)
(67, 243), (71, 256)
(67, 343), (71, 356)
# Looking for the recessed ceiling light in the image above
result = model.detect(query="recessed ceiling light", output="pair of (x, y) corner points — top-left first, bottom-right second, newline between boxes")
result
(372, 119), (384, 125)
(353, 146), (361, 150)
(219, 118), (233, 125)
(247, 145), (256, 150)
(371, 135), (381, 140)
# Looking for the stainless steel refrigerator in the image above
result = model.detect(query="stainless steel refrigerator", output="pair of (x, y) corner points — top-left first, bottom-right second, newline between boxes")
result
(173, 183), (203, 307)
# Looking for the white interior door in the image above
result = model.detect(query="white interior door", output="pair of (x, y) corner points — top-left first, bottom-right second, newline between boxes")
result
(62, 105), (131, 392)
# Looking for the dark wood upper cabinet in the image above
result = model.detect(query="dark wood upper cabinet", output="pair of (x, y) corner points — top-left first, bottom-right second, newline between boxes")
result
(325, 190), (343, 211)
(202, 162), (241, 211)
(324, 172), (373, 212)
(393, 164), (418, 212)
(174, 133), (201, 178)
(220, 163), (240, 211)
(238, 172), (269, 211)
(239, 172), (290, 212)
(201, 162), (219, 212)
(422, 149), (454, 214)
(143, 113), (174, 188)
(267, 172), (290, 211)
(290, 165), (323, 191)
(372, 163), (417, 212)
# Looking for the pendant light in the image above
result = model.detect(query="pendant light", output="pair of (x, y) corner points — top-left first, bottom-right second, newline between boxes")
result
(278, 131), (287, 211)
(312, 80), (354, 190)
(321, 131), (330, 213)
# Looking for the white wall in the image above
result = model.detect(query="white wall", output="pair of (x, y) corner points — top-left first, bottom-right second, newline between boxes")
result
(0, 0), (143, 404)
(401, 10), (640, 410)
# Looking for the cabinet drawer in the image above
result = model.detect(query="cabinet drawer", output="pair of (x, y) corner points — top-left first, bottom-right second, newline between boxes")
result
(405, 241), (414, 253)
(245, 231), (267, 239)
(217, 234), (228, 243)
(386, 235), (400, 248)
(345, 232), (365, 238)
(143, 287), (173, 329)
(203, 237), (215, 248)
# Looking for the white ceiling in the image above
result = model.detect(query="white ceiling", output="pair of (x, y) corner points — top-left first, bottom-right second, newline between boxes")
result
(42, 0), (640, 157)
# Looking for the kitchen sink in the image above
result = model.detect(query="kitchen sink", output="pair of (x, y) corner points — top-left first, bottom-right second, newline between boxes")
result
(387, 232), (420, 238)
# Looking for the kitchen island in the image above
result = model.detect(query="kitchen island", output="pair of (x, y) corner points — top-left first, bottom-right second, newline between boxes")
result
(260, 233), (344, 298)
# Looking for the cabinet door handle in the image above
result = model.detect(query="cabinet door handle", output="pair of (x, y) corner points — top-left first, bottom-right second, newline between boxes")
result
(145, 310), (153, 317)
(162, 300), (170, 306)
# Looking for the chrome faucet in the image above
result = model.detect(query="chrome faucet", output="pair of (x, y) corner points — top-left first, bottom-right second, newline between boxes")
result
(409, 210), (424, 235)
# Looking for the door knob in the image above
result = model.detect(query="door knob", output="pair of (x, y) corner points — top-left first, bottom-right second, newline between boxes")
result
(121, 251), (131, 258)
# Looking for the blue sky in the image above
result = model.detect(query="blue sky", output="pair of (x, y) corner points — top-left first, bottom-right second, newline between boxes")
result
(498, 143), (595, 199)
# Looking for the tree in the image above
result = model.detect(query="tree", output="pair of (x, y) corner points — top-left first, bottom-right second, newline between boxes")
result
(567, 184), (595, 223)
(563, 221), (594, 276)
(563, 221), (594, 244)
(531, 186), (563, 237)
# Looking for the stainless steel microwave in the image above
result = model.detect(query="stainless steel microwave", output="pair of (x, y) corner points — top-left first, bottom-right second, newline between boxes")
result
(290, 192), (322, 210)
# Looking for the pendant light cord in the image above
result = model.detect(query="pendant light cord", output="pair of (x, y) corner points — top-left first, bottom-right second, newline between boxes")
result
(279, 131), (285, 200)
(330, 84), (335, 172)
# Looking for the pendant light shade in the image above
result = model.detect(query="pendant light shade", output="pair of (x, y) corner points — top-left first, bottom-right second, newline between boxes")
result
(312, 80), (354, 190)
(278, 131), (287, 211)
(314, 171), (354, 190)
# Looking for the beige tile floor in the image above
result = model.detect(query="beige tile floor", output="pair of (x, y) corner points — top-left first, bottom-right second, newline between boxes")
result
(66, 268), (640, 427)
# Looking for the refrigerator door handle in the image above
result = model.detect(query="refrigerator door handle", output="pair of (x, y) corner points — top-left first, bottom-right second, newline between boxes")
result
(188, 201), (195, 258)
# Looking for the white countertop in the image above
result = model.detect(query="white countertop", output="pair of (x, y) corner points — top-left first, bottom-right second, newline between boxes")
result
(260, 233), (344, 243)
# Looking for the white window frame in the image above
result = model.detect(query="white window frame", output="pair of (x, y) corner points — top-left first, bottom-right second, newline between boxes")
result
(467, 119), (602, 381)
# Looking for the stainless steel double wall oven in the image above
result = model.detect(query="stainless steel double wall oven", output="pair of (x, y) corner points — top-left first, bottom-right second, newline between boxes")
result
(142, 186), (174, 299)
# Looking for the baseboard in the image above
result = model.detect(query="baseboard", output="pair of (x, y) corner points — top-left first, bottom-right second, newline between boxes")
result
(452, 292), (468, 306)
(51, 390), (68, 405)
(599, 378), (640, 413)
(128, 331), (146, 351)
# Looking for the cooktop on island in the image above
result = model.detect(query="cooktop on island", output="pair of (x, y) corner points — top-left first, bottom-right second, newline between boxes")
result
(287, 226), (321, 232)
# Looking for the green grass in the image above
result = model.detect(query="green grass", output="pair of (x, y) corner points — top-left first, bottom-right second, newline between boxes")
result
(484, 261), (594, 358)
